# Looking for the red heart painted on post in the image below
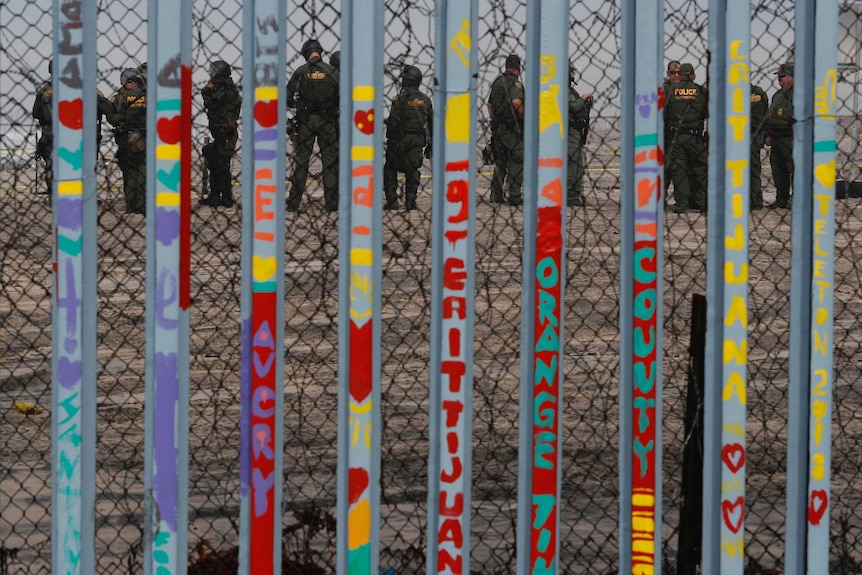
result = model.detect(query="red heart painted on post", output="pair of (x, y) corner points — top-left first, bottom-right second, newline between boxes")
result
(157, 116), (181, 145)
(254, 100), (277, 128)
(721, 443), (746, 474)
(348, 468), (370, 505)
(808, 490), (828, 525)
(58, 99), (83, 130)
(354, 109), (374, 134)
(721, 496), (744, 534)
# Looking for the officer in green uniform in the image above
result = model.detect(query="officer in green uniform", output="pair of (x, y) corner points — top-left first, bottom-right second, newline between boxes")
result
(749, 83), (769, 210)
(32, 60), (115, 196)
(567, 63), (593, 207)
(109, 63), (148, 214)
(109, 68), (139, 193)
(200, 60), (241, 208)
(664, 62), (708, 213)
(286, 39), (340, 212)
(383, 65), (433, 211)
(764, 62), (794, 209)
(487, 54), (525, 206)
(31, 60), (54, 194)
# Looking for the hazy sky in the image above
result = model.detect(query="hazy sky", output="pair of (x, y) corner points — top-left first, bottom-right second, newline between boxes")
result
(2, 0), (861, 142)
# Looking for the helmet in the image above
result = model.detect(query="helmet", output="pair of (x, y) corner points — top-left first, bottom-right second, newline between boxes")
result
(210, 60), (231, 79)
(330, 50), (341, 70)
(401, 65), (422, 87)
(135, 62), (148, 85)
(120, 68), (138, 84)
(301, 39), (323, 61)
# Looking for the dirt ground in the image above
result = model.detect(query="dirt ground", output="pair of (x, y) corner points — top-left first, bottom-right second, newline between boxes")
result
(3, 121), (862, 573)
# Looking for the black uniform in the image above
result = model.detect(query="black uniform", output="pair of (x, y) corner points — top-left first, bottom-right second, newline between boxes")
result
(383, 73), (433, 211)
(665, 71), (708, 212)
(749, 85), (769, 210)
(201, 70), (241, 207)
(286, 55), (340, 211)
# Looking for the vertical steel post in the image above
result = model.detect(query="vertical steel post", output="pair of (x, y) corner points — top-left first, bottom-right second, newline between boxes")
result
(426, 1), (478, 573)
(143, 0), (192, 573)
(619, 1), (664, 573)
(785, 1), (815, 573)
(704, 0), (752, 573)
(51, 1), (97, 572)
(337, 1), (384, 573)
(618, 0), (636, 569)
(786, 1), (839, 574)
(239, 0), (287, 573)
(517, 0), (569, 573)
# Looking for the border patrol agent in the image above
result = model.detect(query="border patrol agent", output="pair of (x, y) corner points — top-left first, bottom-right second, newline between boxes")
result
(32, 60), (114, 197)
(567, 63), (593, 207)
(749, 83), (769, 210)
(764, 62), (794, 209)
(663, 60), (681, 201)
(382, 65), (433, 211)
(664, 62), (708, 213)
(200, 60), (241, 208)
(31, 60), (54, 195)
(109, 68), (140, 189)
(109, 63), (148, 214)
(286, 39), (340, 212)
(487, 54), (525, 206)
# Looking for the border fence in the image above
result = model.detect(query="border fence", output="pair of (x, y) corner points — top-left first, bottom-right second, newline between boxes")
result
(2, 0), (862, 574)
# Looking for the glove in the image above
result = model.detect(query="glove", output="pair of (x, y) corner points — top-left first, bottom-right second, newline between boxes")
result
(424, 145), (432, 160)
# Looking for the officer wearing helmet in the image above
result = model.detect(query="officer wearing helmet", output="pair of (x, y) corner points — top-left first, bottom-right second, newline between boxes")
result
(200, 59), (241, 208)
(108, 68), (141, 191)
(109, 62), (148, 214)
(286, 38), (340, 212)
(487, 54), (525, 206)
(31, 59), (113, 196)
(383, 64), (433, 211)
(567, 63), (593, 207)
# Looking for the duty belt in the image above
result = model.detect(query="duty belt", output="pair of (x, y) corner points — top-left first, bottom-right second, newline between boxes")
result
(570, 119), (588, 130)
(671, 127), (704, 137)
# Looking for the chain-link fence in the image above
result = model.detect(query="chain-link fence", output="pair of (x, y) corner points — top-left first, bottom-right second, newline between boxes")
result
(2, 0), (862, 573)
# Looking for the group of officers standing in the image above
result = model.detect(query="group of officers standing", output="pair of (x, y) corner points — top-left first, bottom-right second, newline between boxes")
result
(31, 48), (798, 217)
(32, 60), (241, 213)
(31, 44), (597, 215)
(663, 58), (796, 213)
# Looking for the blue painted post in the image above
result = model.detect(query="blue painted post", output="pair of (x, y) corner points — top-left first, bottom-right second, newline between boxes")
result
(703, 0), (751, 572)
(517, 1), (569, 573)
(803, 3), (839, 571)
(51, 1), (98, 573)
(143, 0), (192, 573)
(786, 1), (839, 574)
(786, 1), (815, 573)
(337, 2), (384, 574)
(618, 0), (636, 569)
(619, 1), (664, 573)
(426, 2), (478, 573)
(239, 0), (287, 573)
